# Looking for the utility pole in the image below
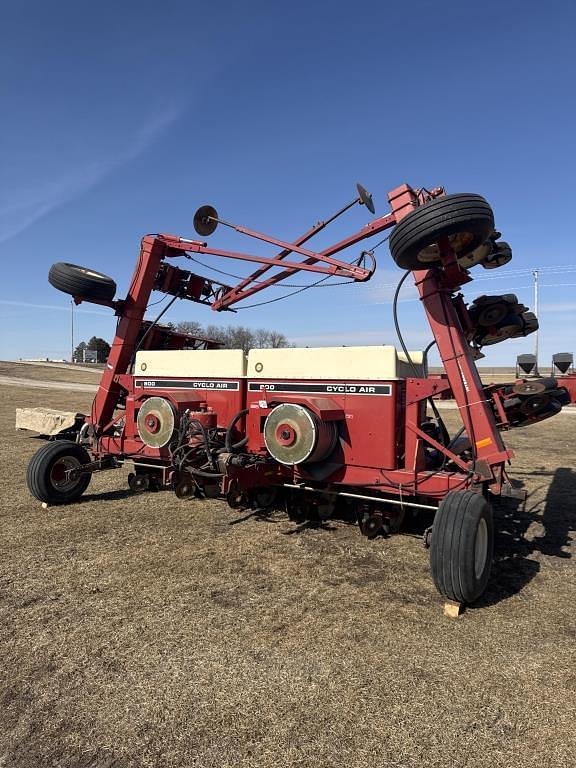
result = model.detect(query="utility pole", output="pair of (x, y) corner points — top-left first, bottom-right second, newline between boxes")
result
(70, 299), (75, 363)
(532, 269), (539, 374)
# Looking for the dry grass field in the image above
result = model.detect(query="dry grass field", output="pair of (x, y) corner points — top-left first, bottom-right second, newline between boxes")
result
(0, 362), (101, 386)
(0, 363), (575, 768)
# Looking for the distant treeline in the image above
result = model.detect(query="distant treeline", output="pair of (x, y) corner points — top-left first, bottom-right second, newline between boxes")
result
(175, 322), (290, 354)
(73, 337), (111, 363)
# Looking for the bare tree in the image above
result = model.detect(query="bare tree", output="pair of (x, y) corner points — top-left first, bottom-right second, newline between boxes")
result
(176, 321), (203, 336)
(254, 328), (272, 347)
(226, 326), (256, 354)
(268, 331), (289, 348)
(175, 322), (290, 352)
(204, 325), (229, 345)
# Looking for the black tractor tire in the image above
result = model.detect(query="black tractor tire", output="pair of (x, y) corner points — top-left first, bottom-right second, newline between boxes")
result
(27, 440), (91, 505)
(49, 262), (116, 302)
(430, 489), (494, 604)
(389, 193), (495, 270)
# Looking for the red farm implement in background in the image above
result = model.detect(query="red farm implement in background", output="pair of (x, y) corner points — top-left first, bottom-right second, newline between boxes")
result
(26, 182), (570, 606)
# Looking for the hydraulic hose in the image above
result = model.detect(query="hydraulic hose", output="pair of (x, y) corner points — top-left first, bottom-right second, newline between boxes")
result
(188, 417), (214, 467)
(187, 466), (224, 479)
(225, 408), (249, 452)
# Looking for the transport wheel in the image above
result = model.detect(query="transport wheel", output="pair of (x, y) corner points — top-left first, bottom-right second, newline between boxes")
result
(389, 193), (494, 270)
(48, 262), (117, 301)
(430, 490), (494, 604)
(27, 440), (91, 504)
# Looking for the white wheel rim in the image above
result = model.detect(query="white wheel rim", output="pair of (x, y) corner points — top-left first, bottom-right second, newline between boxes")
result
(474, 518), (489, 580)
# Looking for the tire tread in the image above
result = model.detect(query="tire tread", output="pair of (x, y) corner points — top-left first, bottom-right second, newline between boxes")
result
(430, 489), (494, 604)
(389, 193), (494, 270)
(49, 263), (116, 301)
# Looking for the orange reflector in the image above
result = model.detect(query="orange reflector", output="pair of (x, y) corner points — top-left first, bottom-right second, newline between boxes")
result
(475, 437), (493, 449)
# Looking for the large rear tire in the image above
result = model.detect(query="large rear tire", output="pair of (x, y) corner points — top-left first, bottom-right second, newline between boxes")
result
(389, 193), (495, 270)
(430, 490), (494, 604)
(27, 440), (91, 505)
(49, 262), (116, 302)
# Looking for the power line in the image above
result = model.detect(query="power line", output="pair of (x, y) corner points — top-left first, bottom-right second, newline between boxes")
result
(368, 264), (576, 287)
(356, 264), (576, 293)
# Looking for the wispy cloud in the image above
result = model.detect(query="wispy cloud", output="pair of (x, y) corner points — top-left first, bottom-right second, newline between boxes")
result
(0, 107), (183, 244)
(0, 299), (109, 316)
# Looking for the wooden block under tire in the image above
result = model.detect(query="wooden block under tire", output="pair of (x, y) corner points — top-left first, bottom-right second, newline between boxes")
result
(443, 600), (464, 618)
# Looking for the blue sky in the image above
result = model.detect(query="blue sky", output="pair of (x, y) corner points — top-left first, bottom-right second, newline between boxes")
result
(1, 0), (575, 367)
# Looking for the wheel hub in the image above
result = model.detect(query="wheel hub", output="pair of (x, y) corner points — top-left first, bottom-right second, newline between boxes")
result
(49, 456), (81, 491)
